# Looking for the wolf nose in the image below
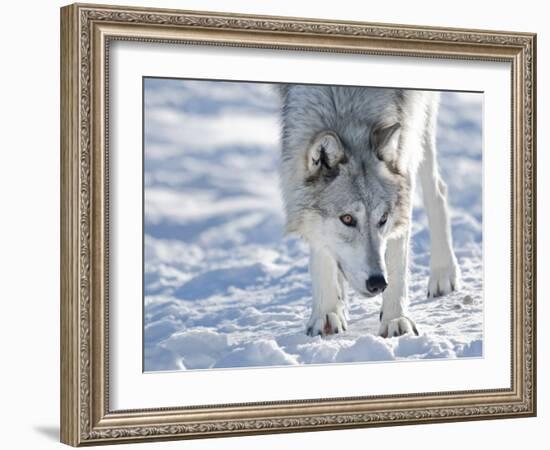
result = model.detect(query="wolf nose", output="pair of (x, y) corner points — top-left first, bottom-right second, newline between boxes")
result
(366, 275), (387, 294)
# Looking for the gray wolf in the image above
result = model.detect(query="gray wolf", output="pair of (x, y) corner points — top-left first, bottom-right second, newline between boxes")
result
(278, 85), (461, 338)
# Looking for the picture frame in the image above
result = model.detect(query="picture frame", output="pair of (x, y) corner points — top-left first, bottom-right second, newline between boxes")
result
(60, 2), (536, 446)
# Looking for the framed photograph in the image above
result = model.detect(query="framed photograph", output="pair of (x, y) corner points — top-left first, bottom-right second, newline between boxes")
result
(60, 3), (536, 446)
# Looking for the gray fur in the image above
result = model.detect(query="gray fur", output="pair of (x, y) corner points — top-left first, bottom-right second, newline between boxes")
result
(277, 84), (451, 336)
(279, 85), (436, 238)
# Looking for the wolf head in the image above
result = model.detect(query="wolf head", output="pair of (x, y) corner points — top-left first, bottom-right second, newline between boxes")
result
(279, 85), (413, 297)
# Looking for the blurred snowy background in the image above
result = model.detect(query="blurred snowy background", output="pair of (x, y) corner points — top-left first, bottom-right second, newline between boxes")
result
(143, 78), (483, 371)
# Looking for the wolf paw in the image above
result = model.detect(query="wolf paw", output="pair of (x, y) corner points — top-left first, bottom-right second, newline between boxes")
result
(427, 259), (461, 298)
(306, 310), (348, 337)
(378, 316), (419, 338)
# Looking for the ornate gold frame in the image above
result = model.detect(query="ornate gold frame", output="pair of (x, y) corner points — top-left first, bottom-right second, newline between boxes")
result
(60, 2), (536, 446)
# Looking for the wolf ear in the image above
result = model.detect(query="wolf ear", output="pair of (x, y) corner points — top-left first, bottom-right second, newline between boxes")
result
(305, 131), (345, 178)
(370, 122), (401, 158)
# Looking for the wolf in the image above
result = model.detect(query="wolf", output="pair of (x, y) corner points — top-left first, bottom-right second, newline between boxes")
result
(278, 85), (461, 338)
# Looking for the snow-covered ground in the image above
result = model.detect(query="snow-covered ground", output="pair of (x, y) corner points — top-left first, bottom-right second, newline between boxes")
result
(143, 79), (483, 371)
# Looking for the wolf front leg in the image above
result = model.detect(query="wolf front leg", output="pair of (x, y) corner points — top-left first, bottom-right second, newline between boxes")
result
(378, 231), (419, 337)
(419, 118), (461, 298)
(306, 246), (348, 336)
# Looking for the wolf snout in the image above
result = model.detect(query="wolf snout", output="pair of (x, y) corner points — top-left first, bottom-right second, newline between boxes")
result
(366, 274), (388, 295)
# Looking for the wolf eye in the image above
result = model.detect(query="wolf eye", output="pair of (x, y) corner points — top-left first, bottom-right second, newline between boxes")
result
(378, 211), (389, 227)
(340, 214), (357, 227)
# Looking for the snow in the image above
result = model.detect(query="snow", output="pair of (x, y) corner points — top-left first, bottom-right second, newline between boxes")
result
(143, 79), (483, 372)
